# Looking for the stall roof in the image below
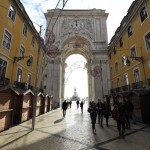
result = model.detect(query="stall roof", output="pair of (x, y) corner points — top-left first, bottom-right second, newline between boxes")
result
(14, 88), (34, 95)
(0, 86), (20, 95)
(37, 92), (44, 97)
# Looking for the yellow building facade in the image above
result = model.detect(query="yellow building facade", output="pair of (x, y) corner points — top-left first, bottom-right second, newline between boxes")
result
(0, 0), (44, 90)
(108, 0), (150, 94)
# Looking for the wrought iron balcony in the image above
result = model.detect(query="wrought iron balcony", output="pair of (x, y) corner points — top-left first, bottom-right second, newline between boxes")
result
(0, 76), (10, 86)
(14, 81), (33, 90)
(122, 85), (131, 91)
(132, 81), (144, 89)
(110, 88), (116, 94)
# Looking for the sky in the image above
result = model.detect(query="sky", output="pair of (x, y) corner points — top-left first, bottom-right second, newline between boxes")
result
(20, 0), (134, 43)
(20, 0), (134, 98)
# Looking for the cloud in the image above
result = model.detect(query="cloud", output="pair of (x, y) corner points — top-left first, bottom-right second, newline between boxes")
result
(20, 0), (133, 42)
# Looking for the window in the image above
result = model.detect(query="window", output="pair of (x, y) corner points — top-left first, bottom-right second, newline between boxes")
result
(140, 7), (148, 22)
(117, 78), (120, 87)
(124, 74), (129, 85)
(120, 37), (123, 47)
(31, 36), (35, 47)
(17, 68), (22, 82)
(109, 54), (111, 60)
(122, 55), (126, 67)
(114, 46), (116, 54)
(20, 46), (25, 57)
(8, 5), (16, 22)
(0, 58), (7, 77)
(2, 30), (12, 50)
(130, 46), (137, 59)
(23, 24), (27, 37)
(27, 55), (33, 66)
(128, 25), (133, 37)
(115, 62), (118, 73)
(145, 32), (150, 50)
(27, 74), (31, 84)
(134, 69), (140, 82)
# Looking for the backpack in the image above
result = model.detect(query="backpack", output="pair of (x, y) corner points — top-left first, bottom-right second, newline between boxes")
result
(112, 108), (119, 120)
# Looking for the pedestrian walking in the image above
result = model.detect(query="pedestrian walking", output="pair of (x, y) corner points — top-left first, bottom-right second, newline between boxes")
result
(88, 101), (97, 134)
(80, 101), (84, 113)
(126, 99), (136, 124)
(96, 99), (105, 127)
(62, 100), (67, 117)
(76, 100), (79, 109)
(104, 99), (111, 127)
(123, 98), (131, 129)
(70, 100), (72, 108)
(112, 100), (126, 139)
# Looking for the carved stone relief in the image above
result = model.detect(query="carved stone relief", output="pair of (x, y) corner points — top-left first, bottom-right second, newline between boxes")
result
(61, 18), (94, 40)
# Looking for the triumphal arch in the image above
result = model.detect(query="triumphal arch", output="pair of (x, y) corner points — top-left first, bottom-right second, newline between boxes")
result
(43, 9), (110, 108)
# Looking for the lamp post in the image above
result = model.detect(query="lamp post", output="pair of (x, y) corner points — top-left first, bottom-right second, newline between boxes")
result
(13, 55), (33, 66)
(32, 25), (42, 130)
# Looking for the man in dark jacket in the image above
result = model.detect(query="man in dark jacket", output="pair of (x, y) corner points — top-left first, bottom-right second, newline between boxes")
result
(62, 100), (67, 117)
(96, 99), (105, 127)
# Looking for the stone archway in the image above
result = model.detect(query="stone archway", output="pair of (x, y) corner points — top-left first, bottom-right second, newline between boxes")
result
(60, 36), (94, 106)
(44, 9), (110, 108)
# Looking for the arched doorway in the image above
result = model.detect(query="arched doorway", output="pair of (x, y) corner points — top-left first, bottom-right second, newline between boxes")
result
(64, 55), (88, 99)
(60, 36), (94, 107)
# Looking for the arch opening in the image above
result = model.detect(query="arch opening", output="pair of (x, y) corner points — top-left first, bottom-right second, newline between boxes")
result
(64, 54), (88, 101)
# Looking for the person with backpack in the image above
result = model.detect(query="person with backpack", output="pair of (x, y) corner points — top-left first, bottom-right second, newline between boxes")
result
(112, 101), (126, 139)
(88, 101), (97, 134)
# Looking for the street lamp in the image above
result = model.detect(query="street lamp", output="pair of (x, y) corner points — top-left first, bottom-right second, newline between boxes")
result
(126, 56), (144, 66)
(13, 55), (33, 66)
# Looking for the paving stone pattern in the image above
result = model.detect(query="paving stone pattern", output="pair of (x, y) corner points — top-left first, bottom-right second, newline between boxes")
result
(0, 101), (150, 150)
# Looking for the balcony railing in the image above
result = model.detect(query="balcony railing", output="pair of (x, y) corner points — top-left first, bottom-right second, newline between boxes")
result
(132, 81), (144, 89)
(122, 85), (130, 91)
(0, 76), (10, 86)
(110, 88), (116, 94)
(14, 81), (33, 90)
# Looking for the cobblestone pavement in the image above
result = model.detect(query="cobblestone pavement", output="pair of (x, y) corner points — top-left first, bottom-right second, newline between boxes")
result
(0, 101), (150, 150)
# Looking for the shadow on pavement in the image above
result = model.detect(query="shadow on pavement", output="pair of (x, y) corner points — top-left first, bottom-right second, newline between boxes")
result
(54, 118), (64, 124)
(0, 130), (32, 149)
